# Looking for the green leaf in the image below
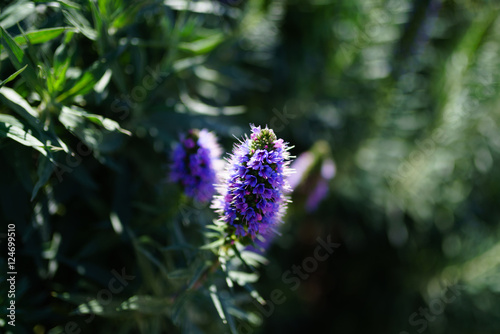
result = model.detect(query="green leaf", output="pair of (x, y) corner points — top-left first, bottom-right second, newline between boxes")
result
(51, 32), (75, 92)
(171, 292), (189, 325)
(119, 295), (173, 315)
(0, 86), (40, 127)
(179, 34), (225, 55)
(243, 283), (266, 305)
(0, 88), (70, 154)
(56, 68), (102, 102)
(58, 110), (125, 155)
(200, 238), (225, 250)
(94, 69), (112, 93)
(1, 26), (24, 64)
(172, 55), (207, 73)
(56, 58), (113, 103)
(220, 298), (238, 334)
(228, 271), (259, 285)
(227, 305), (262, 326)
(163, 0), (237, 16)
(0, 114), (50, 158)
(75, 299), (124, 317)
(109, 211), (124, 235)
(89, 0), (104, 38)
(167, 268), (191, 280)
(20, 27), (74, 44)
(180, 90), (245, 116)
(0, 26), (40, 90)
(61, 106), (131, 135)
(231, 245), (256, 273)
(209, 285), (238, 334)
(240, 249), (269, 267)
(58, 107), (100, 149)
(62, 7), (97, 40)
(0, 65), (27, 88)
(0, 1), (36, 29)
(31, 156), (54, 201)
(186, 261), (211, 290)
(111, 3), (144, 30)
(0, 28), (77, 55)
(209, 285), (227, 323)
(56, 0), (82, 10)
(205, 224), (224, 232)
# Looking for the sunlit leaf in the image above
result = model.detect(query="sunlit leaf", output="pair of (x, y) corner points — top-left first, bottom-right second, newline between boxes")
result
(0, 65), (27, 88)
(179, 34), (225, 55)
(0, 87), (69, 154)
(119, 295), (173, 315)
(0, 26), (40, 89)
(200, 238), (225, 250)
(0, 2), (36, 29)
(61, 106), (131, 135)
(0, 28), (77, 55)
(62, 7), (98, 40)
(0, 114), (50, 158)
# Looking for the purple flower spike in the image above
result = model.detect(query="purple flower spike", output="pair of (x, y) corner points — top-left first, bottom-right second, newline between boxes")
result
(170, 129), (223, 203)
(212, 125), (293, 244)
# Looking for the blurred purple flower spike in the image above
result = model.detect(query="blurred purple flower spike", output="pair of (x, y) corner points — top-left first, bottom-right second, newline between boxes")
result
(170, 129), (223, 203)
(289, 140), (335, 212)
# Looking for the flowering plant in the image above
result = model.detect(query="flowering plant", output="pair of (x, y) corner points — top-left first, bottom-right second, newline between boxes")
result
(170, 129), (223, 203)
(212, 125), (293, 246)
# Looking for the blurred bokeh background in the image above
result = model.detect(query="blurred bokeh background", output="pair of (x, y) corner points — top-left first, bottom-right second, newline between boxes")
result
(1, 0), (500, 333)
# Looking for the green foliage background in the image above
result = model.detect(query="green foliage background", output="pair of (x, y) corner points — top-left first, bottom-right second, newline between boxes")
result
(1, 0), (500, 333)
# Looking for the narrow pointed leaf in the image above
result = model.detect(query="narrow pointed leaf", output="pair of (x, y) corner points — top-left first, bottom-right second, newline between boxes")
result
(0, 65), (27, 88)
(0, 2), (36, 29)
(31, 156), (54, 201)
(62, 7), (97, 40)
(0, 114), (50, 158)
(0, 27), (77, 54)
(0, 26), (39, 89)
